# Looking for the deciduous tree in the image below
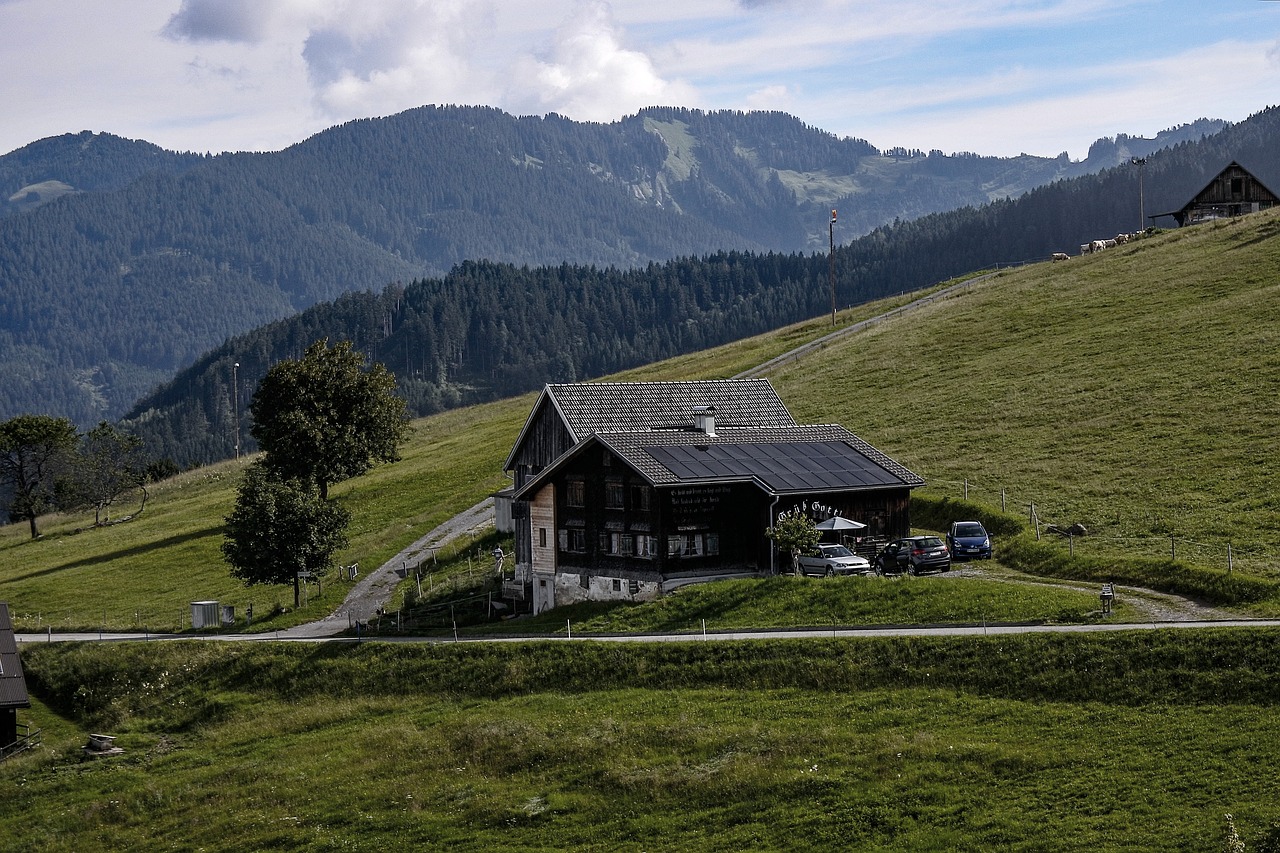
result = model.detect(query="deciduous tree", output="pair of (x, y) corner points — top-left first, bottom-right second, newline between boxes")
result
(249, 339), (407, 500)
(69, 422), (148, 527)
(0, 415), (78, 539)
(766, 509), (820, 575)
(221, 463), (350, 608)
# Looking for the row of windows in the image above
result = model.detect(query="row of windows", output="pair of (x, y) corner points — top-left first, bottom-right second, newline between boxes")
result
(558, 529), (720, 558)
(565, 479), (651, 511)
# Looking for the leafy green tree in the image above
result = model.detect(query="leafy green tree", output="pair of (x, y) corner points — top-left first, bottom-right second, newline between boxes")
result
(249, 339), (408, 500)
(0, 414), (79, 539)
(68, 422), (148, 527)
(221, 463), (350, 608)
(766, 509), (820, 575)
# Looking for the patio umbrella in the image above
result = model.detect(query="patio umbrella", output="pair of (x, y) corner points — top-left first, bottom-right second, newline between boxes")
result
(815, 516), (866, 531)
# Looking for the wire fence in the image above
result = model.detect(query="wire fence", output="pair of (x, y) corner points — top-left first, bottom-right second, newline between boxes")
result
(927, 476), (1280, 577)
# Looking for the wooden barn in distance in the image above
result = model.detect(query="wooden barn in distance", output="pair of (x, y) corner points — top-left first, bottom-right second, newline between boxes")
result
(1159, 161), (1280, 227)
(501, 380), (924, 615)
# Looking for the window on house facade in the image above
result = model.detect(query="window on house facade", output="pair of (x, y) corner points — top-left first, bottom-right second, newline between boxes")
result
(631, 484), (652, 512)
(566, 479), (585, 507)
(667, 532), (718, 557)
(612, 578), (622, 592)
(539, 528), (547, 548)
(605, 480), (625, 509)
(560, 529), (586, 552)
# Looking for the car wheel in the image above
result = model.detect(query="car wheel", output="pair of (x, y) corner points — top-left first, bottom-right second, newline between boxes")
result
(825, 566), (834, 578)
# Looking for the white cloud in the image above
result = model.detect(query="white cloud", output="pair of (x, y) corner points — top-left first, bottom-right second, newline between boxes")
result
(742, 84), (794, 112)
(302, 1), (498, 117)
(506, 1), (697, 120)
(2, 0), (1279, 160)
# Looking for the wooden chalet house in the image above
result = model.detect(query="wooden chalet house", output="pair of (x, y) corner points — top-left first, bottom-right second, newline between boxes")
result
(0, 603), (35, 760)
(1159, 161), (1280, 227)
(502, 380), (924, 614)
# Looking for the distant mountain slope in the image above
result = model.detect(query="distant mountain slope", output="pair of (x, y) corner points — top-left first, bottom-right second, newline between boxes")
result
(0, 105), (1246, 426)
(120, 103), (1280, 468)
(0, 130), (205, 216)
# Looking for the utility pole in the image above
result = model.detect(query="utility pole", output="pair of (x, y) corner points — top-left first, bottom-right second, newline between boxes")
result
(232, 361), (240, 459)
(1131, 157), (1146, 232)
(828, 209), (837, 327)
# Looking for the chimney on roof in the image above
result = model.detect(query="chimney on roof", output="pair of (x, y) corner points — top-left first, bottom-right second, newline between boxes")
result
(693, 405), (717, 436)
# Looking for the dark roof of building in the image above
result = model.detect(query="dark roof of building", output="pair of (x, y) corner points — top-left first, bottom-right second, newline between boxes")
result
(0, 603), (31, 710)
(504, 379), (799, 472)
(545, 379), (795, 440)
(515, 424), (924, 498)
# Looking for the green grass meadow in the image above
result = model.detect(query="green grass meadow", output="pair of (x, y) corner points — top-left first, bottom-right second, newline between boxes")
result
(7, 633), (1280, 851)
(5, 213), (1280, 849)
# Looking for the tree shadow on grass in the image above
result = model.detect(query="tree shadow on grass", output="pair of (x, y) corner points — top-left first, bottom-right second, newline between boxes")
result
(8, 527), (223, 583)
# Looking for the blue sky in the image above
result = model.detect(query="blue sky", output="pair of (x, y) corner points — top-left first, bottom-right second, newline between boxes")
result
(2, 0), (1279, 160)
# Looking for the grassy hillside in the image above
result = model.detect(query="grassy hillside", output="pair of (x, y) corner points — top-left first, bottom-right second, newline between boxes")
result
(774, 212), (1280, 575)
(8, 214), (1280, 852)
(3, 212), (1280, 629)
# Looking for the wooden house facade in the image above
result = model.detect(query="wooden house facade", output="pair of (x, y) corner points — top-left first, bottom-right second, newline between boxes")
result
(1161, 161), (1280, 227)
(502, 381), (924, 614)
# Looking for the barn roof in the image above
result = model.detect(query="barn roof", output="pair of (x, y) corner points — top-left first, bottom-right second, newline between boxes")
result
(515, 424), (924, 498)
(0, 603), (31, 711)
(546, 379), (795, 438)
(1154, 160), (1280, 225)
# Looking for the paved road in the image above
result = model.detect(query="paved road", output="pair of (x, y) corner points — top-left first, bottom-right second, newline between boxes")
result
(19, 617), (1280, 646)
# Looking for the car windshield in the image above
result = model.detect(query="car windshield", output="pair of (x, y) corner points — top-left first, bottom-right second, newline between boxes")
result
(915, 537), (944, 548)
(820, 544), (854, 557)
(953, 523), (986, 537)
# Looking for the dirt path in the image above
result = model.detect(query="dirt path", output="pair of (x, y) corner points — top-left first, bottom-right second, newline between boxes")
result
(278, 497), (495, 639)
(948, 560), (1239, 622)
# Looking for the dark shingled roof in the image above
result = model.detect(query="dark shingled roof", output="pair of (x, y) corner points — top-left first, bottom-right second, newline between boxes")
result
(0, 603), (31, 710)
(545, 379), (795, 442)
(516, 424), (924, 498)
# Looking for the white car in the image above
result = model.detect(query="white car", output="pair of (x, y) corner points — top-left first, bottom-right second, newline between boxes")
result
(797, 543), (872, 577)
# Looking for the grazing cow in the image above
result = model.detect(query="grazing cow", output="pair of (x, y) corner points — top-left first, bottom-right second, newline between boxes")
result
(1080, 243), (1091, 255)
(1091, 240), (1107, 253)
(1052, 252), (1070, 261)
(1114, 233), (1131, 244)
(1103, 238), (1117, 249)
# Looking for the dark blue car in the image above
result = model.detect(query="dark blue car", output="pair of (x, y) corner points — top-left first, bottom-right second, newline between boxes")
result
(947, 521), (993, 560)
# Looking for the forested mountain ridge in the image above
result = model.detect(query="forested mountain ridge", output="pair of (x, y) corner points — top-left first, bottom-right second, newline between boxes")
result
(120, 103), (1280, 467)
(0, 105), (1229, 427)
(0, 130), (206, 216)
